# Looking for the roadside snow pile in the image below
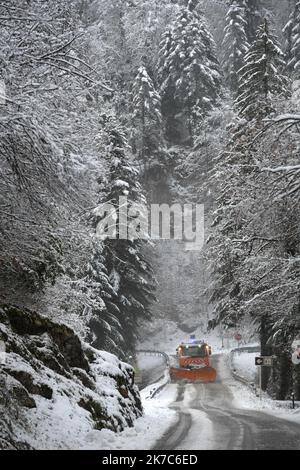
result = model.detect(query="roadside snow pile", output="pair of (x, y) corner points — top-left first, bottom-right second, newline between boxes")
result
(141, 368), (171, 400)
(231, 370), (300, 423)
(80, 383), (178, 450)
(220, 354), (300, 425)
(0, 305), (142, 450)
(231, 350), (258, 383)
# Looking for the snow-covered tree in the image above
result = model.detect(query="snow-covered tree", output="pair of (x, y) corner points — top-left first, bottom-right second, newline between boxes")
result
(243, 0), (263, 43)
(92, 0), (178, 95)
(3, 0), (300, 405)
(0, 0), (89, 301)
(236, 19), (290, 120)
(222, 1), (249, 93)
(207, 50), (298, 399)
(97, 119), (156, 352)
(283, 1), (300, 77)
(158, 0), (222, 142)
(0, 0), (130, 357)
(131, 65), (166, 177)
(86, 241), (125, 356)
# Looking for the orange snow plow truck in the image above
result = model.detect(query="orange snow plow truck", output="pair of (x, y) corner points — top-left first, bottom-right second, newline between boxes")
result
(170, 336), (217, 383)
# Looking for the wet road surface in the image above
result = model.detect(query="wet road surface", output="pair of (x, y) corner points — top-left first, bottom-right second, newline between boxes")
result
(154, 355), (300, 450)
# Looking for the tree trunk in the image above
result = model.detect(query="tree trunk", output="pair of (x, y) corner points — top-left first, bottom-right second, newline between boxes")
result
(293, 364), (300, 400)
(260, 315), (272, 391)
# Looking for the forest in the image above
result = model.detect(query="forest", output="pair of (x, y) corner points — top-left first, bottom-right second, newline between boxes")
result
(1, 0), (300, 424)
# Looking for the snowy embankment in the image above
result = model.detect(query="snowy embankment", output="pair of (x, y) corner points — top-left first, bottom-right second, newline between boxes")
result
(81, 355), (177, 450)
(231, 347), (259, 384)
(0, 303), (178, 450)
(224, 350), (300, 425)
(0, 305), (142, 450)
(81, 383), (177, 450)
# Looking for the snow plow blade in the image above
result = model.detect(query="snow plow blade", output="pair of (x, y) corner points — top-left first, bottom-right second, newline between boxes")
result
(170, 366), (217, 383)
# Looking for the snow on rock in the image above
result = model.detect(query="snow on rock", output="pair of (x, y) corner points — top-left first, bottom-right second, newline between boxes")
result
(80, 382), (177, 450)
(0, 305), (142, 449)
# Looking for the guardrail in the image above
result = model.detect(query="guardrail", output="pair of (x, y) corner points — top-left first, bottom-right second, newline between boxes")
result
(147, 371), (171, 399)
(137, 350), (170, 397)
(137, 350), (170, 367)
(231, 345), (260, 354)
(230, 347), (300, 409)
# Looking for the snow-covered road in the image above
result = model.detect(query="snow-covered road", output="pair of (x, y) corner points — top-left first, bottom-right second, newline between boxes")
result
(154, 355), (300, 450)
(82, 353), (300, 450)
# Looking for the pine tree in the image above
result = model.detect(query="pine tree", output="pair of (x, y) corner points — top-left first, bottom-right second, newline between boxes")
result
(208, 20), (289, 357)
(222, 1), (249, 93)
(131, 65), (165, 177)
(283, 1), (298, 70)
(283, 1), (300, 77)
(87, 241), (125, 356)
(236, 19), (290, 120)
(97, 119), (156, 353)
(243, 0), (263, 43)
(158, 0), (222, 142)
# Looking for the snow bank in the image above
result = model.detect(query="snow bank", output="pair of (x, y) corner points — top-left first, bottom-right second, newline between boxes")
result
(80, 383), (178, 450)
(231, 350), (258, 383)
(220, 353), (300, 426)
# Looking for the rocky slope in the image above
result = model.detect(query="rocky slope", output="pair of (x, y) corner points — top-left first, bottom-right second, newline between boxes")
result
(0, 305), (142, 449)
